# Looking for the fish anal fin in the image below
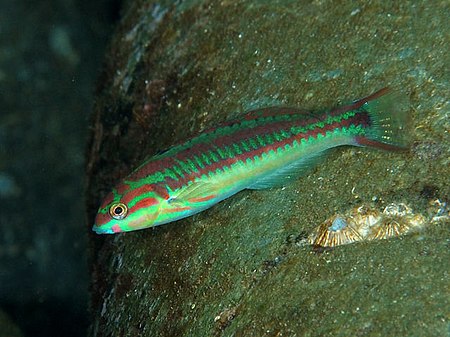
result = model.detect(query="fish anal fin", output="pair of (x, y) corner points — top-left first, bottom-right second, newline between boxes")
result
(248, 151), (327, 190)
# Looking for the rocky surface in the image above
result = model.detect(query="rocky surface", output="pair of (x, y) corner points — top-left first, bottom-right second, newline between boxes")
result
(86, 1), (449, 336)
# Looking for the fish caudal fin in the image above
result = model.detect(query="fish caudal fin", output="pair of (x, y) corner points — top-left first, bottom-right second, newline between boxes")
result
(356, 88), (411, 151)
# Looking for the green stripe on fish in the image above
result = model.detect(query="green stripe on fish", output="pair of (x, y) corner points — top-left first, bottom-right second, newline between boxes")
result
(93, 88), (409, 234)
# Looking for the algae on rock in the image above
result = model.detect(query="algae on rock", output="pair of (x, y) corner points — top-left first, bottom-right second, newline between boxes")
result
(86, 1), (450, 336)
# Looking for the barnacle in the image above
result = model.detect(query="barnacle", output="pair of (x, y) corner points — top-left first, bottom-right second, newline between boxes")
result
(367, 216), (409, 240)
(365, 203), (424, 240)
(348, 205), (381, 237)
(310, 202), (428, 248)
(382, 203), (412, 217)
(428, 199), (449, 223)
(309, 215), (363, 248)
(367, 212), (426, 240)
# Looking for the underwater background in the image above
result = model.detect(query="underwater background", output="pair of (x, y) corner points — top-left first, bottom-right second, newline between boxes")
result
(0, 0), (119, 336)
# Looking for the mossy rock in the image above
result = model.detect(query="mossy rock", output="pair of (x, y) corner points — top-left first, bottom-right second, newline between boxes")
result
(86, 1), (449, 336)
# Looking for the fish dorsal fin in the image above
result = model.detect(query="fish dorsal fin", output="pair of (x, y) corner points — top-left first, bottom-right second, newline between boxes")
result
(247, 151), (327, 189)
(199, 107), (320, 135)
(234, 107), (320, 125)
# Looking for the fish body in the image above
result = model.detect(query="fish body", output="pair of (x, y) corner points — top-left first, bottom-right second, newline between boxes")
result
(94, 88), (409, 234)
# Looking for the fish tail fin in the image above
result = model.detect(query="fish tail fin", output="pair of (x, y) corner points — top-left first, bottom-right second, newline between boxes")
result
(355, 88), (411, 152)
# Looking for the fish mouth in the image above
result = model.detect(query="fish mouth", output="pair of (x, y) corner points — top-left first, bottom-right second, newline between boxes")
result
(92, 225), (114, 234)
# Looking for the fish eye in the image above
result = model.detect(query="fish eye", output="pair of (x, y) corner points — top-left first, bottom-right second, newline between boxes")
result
(109, 202), (128, 220)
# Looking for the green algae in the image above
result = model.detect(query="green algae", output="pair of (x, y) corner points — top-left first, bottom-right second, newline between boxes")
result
(87, 0), (450, 336)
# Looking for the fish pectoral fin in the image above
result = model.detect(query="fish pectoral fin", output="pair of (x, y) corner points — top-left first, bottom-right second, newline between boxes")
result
(169, 181), (218, 205)
(247, 151), (327, 189)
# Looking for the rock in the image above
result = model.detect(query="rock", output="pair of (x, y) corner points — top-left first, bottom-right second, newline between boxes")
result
(86, 1), (449, 336)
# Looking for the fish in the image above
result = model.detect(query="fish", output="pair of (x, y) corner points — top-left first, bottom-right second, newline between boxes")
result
(93, 88), (409, 234)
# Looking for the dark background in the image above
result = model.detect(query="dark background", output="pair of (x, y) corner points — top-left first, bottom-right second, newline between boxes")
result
(0, 0), (121, 335)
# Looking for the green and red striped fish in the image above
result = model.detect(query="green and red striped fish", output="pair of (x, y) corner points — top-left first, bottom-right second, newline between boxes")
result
(93, 88), (409, 234)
